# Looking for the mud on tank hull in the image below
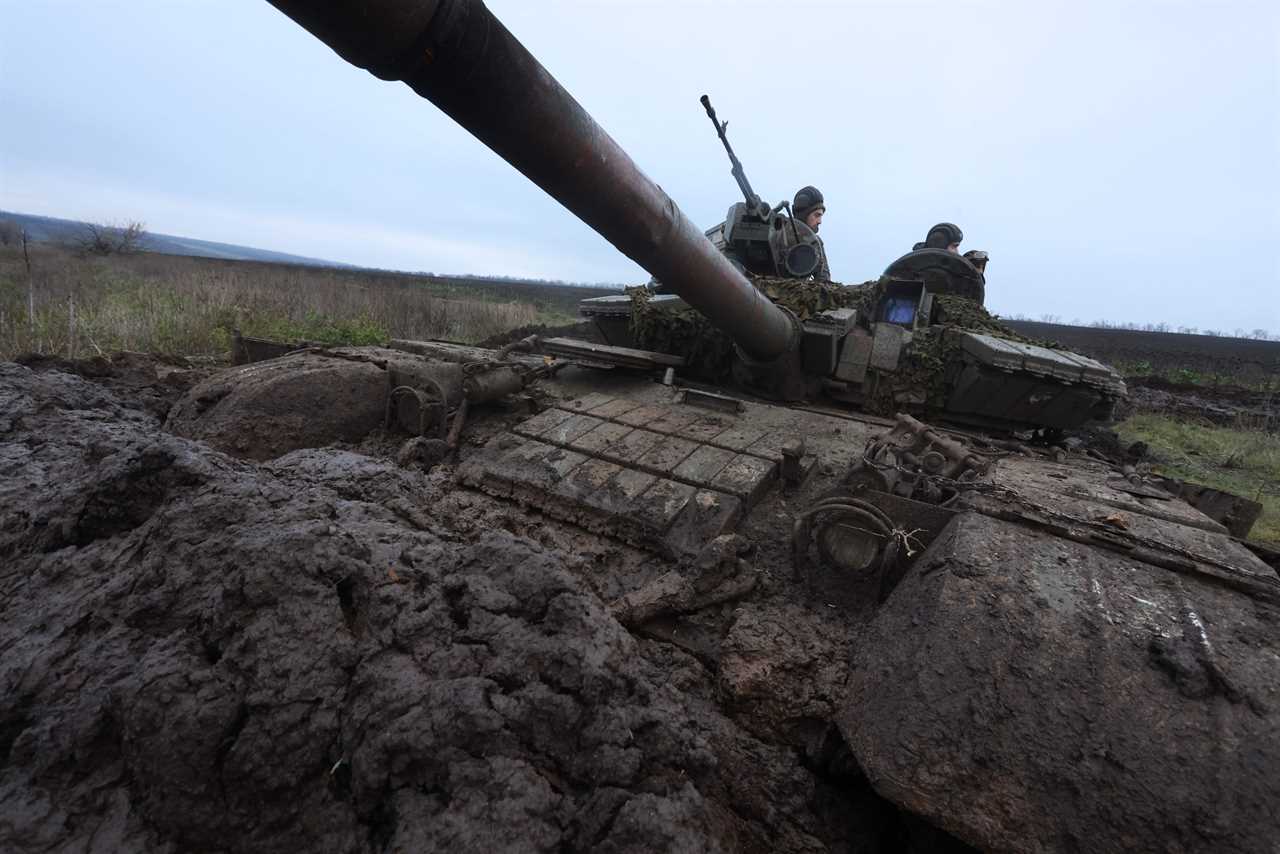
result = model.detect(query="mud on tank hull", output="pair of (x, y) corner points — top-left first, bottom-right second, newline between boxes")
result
(444, 340), (1276, 853)
(147, 335), (1280, 852)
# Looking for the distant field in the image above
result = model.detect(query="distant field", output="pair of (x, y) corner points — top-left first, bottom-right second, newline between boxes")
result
(1006, 320), (1280, 388)
(0, 247), (619, 360)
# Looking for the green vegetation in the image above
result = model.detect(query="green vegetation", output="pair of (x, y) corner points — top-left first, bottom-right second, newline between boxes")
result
(1114, 359), (1280, 393)
(0, 247), (556, 359)
(1116, 413), (1280, 544)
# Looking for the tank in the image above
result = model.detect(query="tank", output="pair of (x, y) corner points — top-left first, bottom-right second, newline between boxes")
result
(267, 0), (1123, 437)
(161, 2), (1278, 850)
(578, 121), (1123, 432)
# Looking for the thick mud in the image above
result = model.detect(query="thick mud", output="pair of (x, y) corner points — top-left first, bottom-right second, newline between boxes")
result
(9, 354), (1275, 853)
(1124, 375), (1279, 428)
(0, 361), (963, 853)
(13, 351), (213, 421)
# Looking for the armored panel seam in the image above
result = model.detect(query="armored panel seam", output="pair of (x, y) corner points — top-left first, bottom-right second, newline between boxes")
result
(553, 401), (780, 464)
(511, 422), (777, 505)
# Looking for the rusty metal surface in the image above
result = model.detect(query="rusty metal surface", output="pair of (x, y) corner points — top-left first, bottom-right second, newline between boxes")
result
(539, 337), (686, 370)
(265, 0), (795, 362)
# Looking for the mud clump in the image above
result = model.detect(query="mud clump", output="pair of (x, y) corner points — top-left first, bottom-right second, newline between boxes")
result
(165, 349), (392, 461)
(14, 350), (211, 421)
(0, 362), (938, 853)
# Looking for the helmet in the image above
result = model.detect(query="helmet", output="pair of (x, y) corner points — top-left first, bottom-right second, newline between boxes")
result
(963, 249), (989, 273)
(924, 222), (963, 249)
(793, 186), (826, 219)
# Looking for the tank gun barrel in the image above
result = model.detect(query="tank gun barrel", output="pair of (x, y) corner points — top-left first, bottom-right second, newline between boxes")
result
(264, 0), (795, 361)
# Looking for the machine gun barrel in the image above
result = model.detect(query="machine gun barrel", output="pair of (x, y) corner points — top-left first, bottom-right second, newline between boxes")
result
(264, 0), (795, 362)
(700, 95), (765, 217)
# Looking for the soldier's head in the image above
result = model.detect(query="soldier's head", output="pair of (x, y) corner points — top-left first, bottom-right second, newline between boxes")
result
(793, 186), (826, 232)
(924, 222), (964, 253)
(963, 249), (989, 274)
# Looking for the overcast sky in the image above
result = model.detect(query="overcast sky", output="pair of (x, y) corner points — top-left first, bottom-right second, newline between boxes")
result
(2, 0), (1277, 332)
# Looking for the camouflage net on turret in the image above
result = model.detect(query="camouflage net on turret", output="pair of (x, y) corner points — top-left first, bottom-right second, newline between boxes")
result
(629, 275), (1059, 415)
(867, 290), (1066, 412)
(628, 276), (878, 380)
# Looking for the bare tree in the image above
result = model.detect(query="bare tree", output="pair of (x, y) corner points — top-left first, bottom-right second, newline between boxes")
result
(76, 220), (148, 255)
(118, 221), (147, 253)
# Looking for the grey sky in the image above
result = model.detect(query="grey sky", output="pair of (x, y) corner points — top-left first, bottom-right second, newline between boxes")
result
(2, 0), (1277, 333)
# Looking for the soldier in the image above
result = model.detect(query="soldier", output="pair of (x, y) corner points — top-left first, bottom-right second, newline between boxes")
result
(912, 222), (964, 254)
(793, 186), (826, 233)
(963, 249), (989, 275)
(791, 186), (831, 280)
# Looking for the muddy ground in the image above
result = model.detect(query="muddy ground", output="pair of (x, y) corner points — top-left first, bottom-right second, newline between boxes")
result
(5, 352), (1277, 854)
(1122, 375), (1278, 429)
(0, 355), (971, 853)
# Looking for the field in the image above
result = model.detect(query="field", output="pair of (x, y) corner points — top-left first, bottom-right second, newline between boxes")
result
(0, 246), (616, 360)
(1005, 319), (1280, 388)
(3, 247), (1274, 543)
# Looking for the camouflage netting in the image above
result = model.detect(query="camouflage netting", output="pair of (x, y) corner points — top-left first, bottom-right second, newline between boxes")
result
(874, 293), (1066, 412)
(629, 276), (877, 381)
(629, 276), (1060, 415)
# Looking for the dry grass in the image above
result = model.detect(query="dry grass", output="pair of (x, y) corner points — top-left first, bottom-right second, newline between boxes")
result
(0, 247), (541, 359)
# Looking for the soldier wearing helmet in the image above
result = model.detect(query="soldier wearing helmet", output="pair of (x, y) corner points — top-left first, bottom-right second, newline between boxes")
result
(963, 249), (989, 275)
(793, 186), (825, 233)
(912, 222), (964, 254)
(789, 185), (831, 280)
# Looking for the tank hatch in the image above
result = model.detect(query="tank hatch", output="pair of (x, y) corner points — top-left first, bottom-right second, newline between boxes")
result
(458, 393), (791, 557)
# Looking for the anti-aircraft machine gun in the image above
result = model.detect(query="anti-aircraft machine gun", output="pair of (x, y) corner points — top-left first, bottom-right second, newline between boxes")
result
(697, 95), (827, 280)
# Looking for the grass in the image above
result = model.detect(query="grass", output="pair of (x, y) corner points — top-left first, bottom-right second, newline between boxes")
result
(1115, 360), (1280, 393)
(0, 247), (562, 359)
(1116, 413), (1280, 544)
